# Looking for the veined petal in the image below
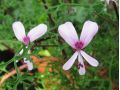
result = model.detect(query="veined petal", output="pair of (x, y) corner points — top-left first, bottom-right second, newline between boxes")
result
(63, 51), (78, 70)
(27, 24), (47, 42)
(58, 22), (79, 49)
(12, 21), (26, 42)
(80, 20), (98, 48)
(78, 53), (86, 75)
(80, 50), (99, 67)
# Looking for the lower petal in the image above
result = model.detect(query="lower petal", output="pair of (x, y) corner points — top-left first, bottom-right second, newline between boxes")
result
(63, 51), (78, 70)
(27, 61), (33, 71)
(24, 58), (33, 71)
(80, 50), (99, 67)
(78, 53), (86, 75)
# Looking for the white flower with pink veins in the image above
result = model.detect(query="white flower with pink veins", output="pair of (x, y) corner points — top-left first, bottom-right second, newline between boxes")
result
(12, 21), (47, 70)
(58, 20), (99, 75)
(12, 21), (47, 45)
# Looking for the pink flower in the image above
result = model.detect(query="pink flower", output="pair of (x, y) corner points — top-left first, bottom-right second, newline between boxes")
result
(12, 21), (47, 45)
(58, 20), (99, 75)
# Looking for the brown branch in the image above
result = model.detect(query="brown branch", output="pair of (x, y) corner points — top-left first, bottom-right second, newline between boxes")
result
(0, 64), (28, 85)
(0, 56), (75, 88)
(0, 56), (58, 85)
(31, 56), (58, 65)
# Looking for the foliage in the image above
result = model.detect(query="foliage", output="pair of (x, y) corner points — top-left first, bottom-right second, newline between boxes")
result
(0, 0), (118, 90)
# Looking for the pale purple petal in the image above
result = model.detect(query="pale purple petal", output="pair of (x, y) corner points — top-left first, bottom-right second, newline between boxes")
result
(80, 50), (99, 67)
(80, 20), (98, 48)
(78, 53), (86, 75)
(63, 51), (78, 70)
(24, 58), (33, 71)
(58, 22), (79, 49)
(12, 21), (26, 42)
(26, 61), (33, 71)
(27, 24), (47, 42)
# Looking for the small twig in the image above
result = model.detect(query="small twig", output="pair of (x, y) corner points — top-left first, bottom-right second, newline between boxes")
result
(0, 64), (28, 85)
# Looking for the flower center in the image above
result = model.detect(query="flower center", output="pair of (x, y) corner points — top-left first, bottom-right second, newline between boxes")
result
(75, 41), (84, 50)
(23, 36), (30, 45)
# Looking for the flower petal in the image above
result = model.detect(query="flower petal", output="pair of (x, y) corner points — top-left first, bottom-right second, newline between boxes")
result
(80, 50), (99, 67)
(26, 61), (33, 71)
(27, 24), (47, 42)
(24, 58), (33, 71)
(78, 53), (86, 75)
(12, 21), (26, 42)
(63, 51), (78, 70)
(80, 20), (98, 48)
(58, 22), (79, 49)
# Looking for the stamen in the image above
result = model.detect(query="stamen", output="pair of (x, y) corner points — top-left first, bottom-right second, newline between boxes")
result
(23, 36), (30, 45)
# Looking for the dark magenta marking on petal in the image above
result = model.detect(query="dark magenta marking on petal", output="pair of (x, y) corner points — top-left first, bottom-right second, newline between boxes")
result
(78, 63), (83, 69)
(23, 36), (30, 45)
(79, 63), (83, 68)
(75, 41), (84, 50)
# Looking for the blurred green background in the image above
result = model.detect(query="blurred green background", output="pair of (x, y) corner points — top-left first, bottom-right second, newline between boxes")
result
(0, 0), (118, 90)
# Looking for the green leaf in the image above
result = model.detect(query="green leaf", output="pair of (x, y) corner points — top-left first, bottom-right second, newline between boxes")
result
(38, 50), (51, 56)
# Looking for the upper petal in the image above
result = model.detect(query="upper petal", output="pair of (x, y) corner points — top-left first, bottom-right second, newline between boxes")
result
(78, 53), (86, 75)
(27, 24), (47, 42)
(80, 50), (99, 67)
(63, 51), (78, 70)
(58, 22), (79, 49)
(12, 21), (26, 42)
(80, 20), (98, 48)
